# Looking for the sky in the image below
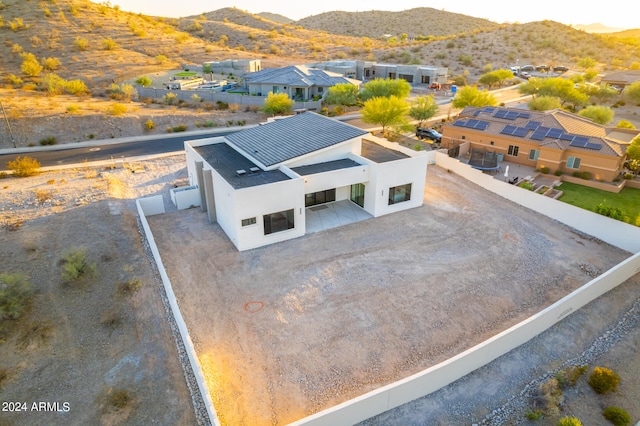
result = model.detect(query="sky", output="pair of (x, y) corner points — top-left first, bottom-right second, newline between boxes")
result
(109, 0), (636, 30)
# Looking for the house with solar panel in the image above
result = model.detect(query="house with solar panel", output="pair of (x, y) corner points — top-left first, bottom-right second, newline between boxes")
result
(441, 106), (638, 183)
(244, 65), (361, 101)
(184, 112), (428, 251)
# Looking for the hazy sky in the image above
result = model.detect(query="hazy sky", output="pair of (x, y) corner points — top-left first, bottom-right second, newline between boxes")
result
(109, 0), (636, 29)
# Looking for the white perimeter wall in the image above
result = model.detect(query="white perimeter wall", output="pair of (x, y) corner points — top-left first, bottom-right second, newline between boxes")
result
(288, 150), (640, 425)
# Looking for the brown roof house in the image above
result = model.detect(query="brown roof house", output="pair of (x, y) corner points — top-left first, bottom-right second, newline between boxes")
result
(441, 106), (639, 183)
(601, 70), (640, 89)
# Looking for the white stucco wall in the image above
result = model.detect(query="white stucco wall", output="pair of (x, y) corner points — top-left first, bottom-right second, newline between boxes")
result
(283, 138), (362, 169)
(301, 165), (370, 194)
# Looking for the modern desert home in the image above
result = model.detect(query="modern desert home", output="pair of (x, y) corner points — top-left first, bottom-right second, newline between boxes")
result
(441, 106), (638, 183)
(184, 112), (428, 251)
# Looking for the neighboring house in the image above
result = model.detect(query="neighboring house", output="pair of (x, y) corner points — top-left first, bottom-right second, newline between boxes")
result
(202, 59), (261, 75)
(244, 65), (361, 100)
(601, 70), (640, 90)
(441, 106), (638, 183)
(184, 112), (428, 251)
(307, 60), (448, 85)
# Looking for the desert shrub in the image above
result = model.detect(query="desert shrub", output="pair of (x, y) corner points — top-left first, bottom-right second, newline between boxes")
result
(555, 365), (589, 389)
(413, 143), (422, 151)
(73, 37), (89, 51)
(588, 366), (620, 394)
(144, 119), (154, 130)
(107, 103), (127, 116)
(60, 248), (96, 283)
(20, 53), (42, 77)
(525, 410), (544, 420)
(42, 56), (61, 71)
(34, 188), (53, 204)
(228, 103), (239, 112)
(165, 126), (172, 133)
(117, 278), (143, 296)
(603, 406), (631, 426)
(108, 389), (133, 409)
(216, 100), (229, 110)
(155, 54), (167, 64)
(163, 92), (177, 105)
(533, 378), (563, 416)
(65, 79), (89, 96)
(623, 173), (633, 180)
(0, 272), (33, 320)
(173, 124), (187, 132)
(203, 120), (215, 127)
(557, 417), (583, 426)
(102, 38), (118, 50)
(540, 166), (550, 174)
(236, 120), (246, 126)
(7, 156), (40, 177)
(6, 73), (23, 86)
(39, 136), (57, 146)
(66, 104), (79, 114)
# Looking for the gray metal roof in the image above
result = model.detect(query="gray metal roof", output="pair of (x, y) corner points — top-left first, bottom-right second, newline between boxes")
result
(291, 158), (362, 176)
(225, 112), (369, 168)
(194, 143), (291, 189)
(244, 65), (358, 87)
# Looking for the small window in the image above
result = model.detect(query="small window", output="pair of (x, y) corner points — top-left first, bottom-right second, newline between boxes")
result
(528, 149), (540, 160)
(388, 183), (412, 205)
(567, 156), (581, 169)
(508, 145), (519, 156)
(241, 217), (256, 227)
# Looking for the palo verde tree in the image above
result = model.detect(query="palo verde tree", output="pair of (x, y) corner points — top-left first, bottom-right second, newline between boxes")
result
(261, 92), (294, 116)
(135, 76), (152, 87)
(408, 95), (438, 128)
(528, 95), (562, 111)
(624, 81), (640, 105)
(519, 77), (588, 109)
(361, 95), (409, 137)
(625, 134), (640, 175)
(578, 105), (614, 125)
(451, 86), (497, 108)
(477, 69), (514, 89)
(359, 78), (411, 101)
(325, 83), (360, 107)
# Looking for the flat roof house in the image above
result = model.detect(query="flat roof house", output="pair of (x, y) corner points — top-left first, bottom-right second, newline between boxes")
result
(244, 65), (361, 101)
(441, 106), (638, 183)
(185, 112), (428, 251)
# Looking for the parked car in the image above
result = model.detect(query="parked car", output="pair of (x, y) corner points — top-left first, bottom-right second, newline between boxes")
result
(553, 66), (569, 72)
(535, 65), (549, 72)
(520, 72), (531, 80)
(416, 127), (442, 142)
(519, 65), (535, 72)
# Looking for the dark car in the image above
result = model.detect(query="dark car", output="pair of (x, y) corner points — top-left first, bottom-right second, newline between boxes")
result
(553, 66), (569, 73)
(416, 127), (442, 142)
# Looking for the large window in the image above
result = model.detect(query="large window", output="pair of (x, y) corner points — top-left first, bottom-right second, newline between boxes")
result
(263, 209), (294, 235)
(305, 189), (336, 207)
(508, 145), (519, 157)
(567, 156), (581, 169)
(388, 183), (412, 205)
(528, 149), (540, 160)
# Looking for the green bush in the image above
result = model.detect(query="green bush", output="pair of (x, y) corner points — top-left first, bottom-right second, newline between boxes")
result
(581, 171), (591, 180)
(7, 156), (40, 177)
(203, 120), (215, 128)
(216, 100), (229, 110)
(554, 169), (563, 176)
(60, 248), (96, 283)
(117, 278), (143, 296)
(594, 203), (627, 221)
(525, 409), (543, 420)
(557, 416), (583, 426)
(540, 166), (550, 174)
(0, 272), (33, 320)
(144, 119), (154, 130)
(588, 366), (620, 394)
(520, 181), (534, 191)
(603, 406), (631, 426)
(556, 365), (589, 388)
(623, 173), (634, 180)
(39, 136), (57, 146)
(173, 124), (187, 132)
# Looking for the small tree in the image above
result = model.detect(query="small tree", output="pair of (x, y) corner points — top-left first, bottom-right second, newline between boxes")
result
(409, 95), (438, 128)
(7, 156), (40, 177)
(135, 76), (152, 87)
(361, 95), (409, 137)
(624, 81), (640, 104)
(588, 366), (620, 394)
(528, 95), (562, 111)
(360, 78), (411, 101)
(577, 56), (597, 69)
(578, 105), (614, 125)
(478, 69), (514, 89)
(20, 53), (42, 77)
(625, 135), (640, 170)
(261, 92), (294, 116)
(325, 83), (359, 107)
(451, 86), (497, 108)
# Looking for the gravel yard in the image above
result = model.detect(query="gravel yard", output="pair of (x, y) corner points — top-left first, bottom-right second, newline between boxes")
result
(147, 165), (636, 425)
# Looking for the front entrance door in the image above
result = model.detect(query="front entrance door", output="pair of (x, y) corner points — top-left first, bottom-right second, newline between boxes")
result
(350, 183), (365, 208)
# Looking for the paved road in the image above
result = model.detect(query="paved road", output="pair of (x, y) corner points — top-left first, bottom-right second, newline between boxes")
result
(0, 130), (237, 169)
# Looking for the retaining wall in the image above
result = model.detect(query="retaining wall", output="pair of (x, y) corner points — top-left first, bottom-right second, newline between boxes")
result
(136, 197), (219, 426)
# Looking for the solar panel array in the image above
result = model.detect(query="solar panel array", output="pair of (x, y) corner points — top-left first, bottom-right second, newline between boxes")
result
(473, 106), (497, 116)
(493, 110), (531, 120)
(453, 119), (490, 130)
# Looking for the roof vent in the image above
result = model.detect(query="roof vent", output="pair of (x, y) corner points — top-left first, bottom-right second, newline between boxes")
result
(249, 167), (260, 173)
(235, 169), (246, 176)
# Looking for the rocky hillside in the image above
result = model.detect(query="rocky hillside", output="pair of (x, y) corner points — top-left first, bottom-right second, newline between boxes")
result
(294, 7), (500, 38)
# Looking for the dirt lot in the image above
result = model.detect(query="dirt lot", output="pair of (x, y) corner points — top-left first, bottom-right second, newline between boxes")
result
(147, 165), (638, 425)
(0, 157), (197, 425)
